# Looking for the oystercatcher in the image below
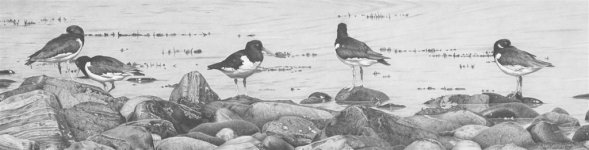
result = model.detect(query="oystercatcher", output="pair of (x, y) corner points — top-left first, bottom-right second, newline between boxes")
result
(208, 40), (273, 96)
(75, 55), (144, 92)
(493, 39), (554, 98)
(25, 25), (85, 78)
(335, 23), (390, 87)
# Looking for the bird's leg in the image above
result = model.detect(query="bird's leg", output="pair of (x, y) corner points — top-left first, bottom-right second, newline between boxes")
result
(67, 60), (73, 80)
(108, 81), (115, 93)
(57, 62), (62, 74)
(517, 76), (523, 99)
(99, 82), (107, 92)
(359, 67), (364, 87)
(243, 78), (248, 96)
(352, 66), (357, 87)
(234, 78), (239, 96)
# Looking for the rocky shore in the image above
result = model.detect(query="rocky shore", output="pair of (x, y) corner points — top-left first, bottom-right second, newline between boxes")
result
(1, 71), (588, 150)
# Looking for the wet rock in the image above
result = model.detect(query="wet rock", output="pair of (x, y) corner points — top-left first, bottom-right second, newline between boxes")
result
(300, 92), (331, 104)
(376, 103), (406, 111)
(0, 90), (72, 149)
(416, 106), (465, 115)
(480, 103), (539, 119)
(531, 111), (580, 136)
(325, 105), (440, 146)
(573, 125), (589, 142)
(424, 94), (490, 112)
(190, 120), (259, 136)
(573, 93), (589, 99)
(177, 132), (225, 146)
(215, 108), (243, 122)
(0, 75), (116, 108)
(526, 143), (588, 150)
(404, 115), (461, 133)
(472, 122), (535, 148)
(87, 125), (153, 150)
(202, 95), (262, 119)
(453, 125), (489, 140)
(0, 134), (38, 150)
(485, 143), (527, 150)
(295, 135), (391, 150)
(121, 119), (177, 138)
(244, 102), (334, 128)
(120, 95), (164, 121)
(0, 79), (16, 88)
(262, 116), (320, 146)
(0, 70), (15, 75)
(335, 86), (389, 106)
(215, 136), (261, 150)
(551, 107), (569, 115)
(482, 93), (521, 104)
(216, 128), (236, 141)
(105, 96), (128, 113)
(169, 71), (220, 108)
(527, 121), (571, 143)
(518, 97), (544, 107)
(64, 102), (125, 141)
(452, 140), (481, 150)
(155, 137), (217, 150)
(129, 100), (209, 133)
(66, 140), (114, 150)
(126, 77), (156, 83)
(405, 139), (445, 150)
(433, 109), (491, 126)
(263, 135), (294, 150)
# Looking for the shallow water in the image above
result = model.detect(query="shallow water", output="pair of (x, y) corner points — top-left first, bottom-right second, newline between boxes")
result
(1, 0), (588, 121)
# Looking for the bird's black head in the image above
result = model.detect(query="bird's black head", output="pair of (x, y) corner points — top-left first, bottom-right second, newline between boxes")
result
(66, 25), (84, 35)
(245, 40), (264, 51)
(337, 23), (348, 39)
(493, 39), (511, 55)
(75, 56), (91, 77)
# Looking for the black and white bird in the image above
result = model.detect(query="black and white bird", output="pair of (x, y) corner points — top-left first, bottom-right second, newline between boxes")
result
(208, 40), (273, 96)
(75, 55), (144, 92)
(334, 23), (390, 87)
(493, 39), (554, 99)
(25, 25), (85, 77)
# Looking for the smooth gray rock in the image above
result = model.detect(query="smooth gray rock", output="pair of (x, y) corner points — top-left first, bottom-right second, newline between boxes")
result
(472, 122), (535, 148)
(155, 137), (217, 150)
(64, 102), (125, 141)
(262, 116), (320, 146)
(335, 86), (389, 106)
(87, 125), (154, 150)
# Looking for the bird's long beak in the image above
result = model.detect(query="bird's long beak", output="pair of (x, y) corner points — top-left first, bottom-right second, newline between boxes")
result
(262, 48), (275, 57)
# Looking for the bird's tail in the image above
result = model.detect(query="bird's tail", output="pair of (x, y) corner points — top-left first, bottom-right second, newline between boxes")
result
(535, 60), (554, 67)
(25, 59), (35, 66)
(378, 59), (390, 66)
(207, 62), (223, 70)
(129, 69), (145, 76)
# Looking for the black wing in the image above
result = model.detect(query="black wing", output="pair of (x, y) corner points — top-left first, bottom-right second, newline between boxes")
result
(497, 47), (551, 67)
(336, 37), (389, 60)
(208, 50), (245, 70)
(28, 34), (82, 60)
(87, 56), (128, 75)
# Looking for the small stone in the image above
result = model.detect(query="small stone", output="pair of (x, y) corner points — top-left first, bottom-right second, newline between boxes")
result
(155, 137), (216, 150)
(405, 139), (445, 150)
(216, 128), (236, 141)
(452, 140), (481, 150)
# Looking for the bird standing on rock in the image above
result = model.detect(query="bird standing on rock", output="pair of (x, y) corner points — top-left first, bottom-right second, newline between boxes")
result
(492, 39), (554, 99)
(208, 40), (274, 96)
(75, 55), (144, 92)
(25, 25), (85, 79)
(334, 23), (390, 87)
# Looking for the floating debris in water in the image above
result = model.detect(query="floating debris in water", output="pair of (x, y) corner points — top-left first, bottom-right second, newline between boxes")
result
(85, 31), (211, 38)
(2, 17), (67, 26)
(272, 51), (318, 58)
(127, 77), (156, 83)
(337, 12), (413, 20)
(0, 70), (15, 75)
(417, 86), (467, 91)
(0, 79), (16, 88)
(161, 84), (178, 88)
(459, 64), (475, 69)
(258, 66), (312, 73)
(161, 48), (203, 56)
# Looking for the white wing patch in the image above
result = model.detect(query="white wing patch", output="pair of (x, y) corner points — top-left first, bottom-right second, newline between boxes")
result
(495, 53), (501, 60)
(335, 43), (341, 48)
(497, 43), (504, 49)
(85, 62), (127, 82)
(239, 56), (261, 70)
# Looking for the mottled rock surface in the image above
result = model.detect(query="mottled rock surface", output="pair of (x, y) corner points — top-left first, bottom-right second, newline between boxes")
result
(527, 121), (572, 143)
(295, 135), (391, 150)
(177, 132), (225, 146)
(66, 140), (114, 150)
(573, 125), (589, 142)
(404, 139), (445, 150)
(0, 134), (38, 150)
(262, 116), (320, 146)
(325, 105), (440, 146)
(155, 137), (217, 150)
(129, 100), (209, 133)
(190, 120), (259, 136)
(335, 87), (389, 106)
(88, 125), (153, 150)
(169, 71), (220, 108)
(480, 103), (539, 119)
(121, 119), (177, 138)
(0, 90), (72, 149)
(453, 125), (489, 140)
(64, 102), (124, 141)
(472, 122), (535, 148)
(120, 95), (164, 121)
(263, 135), (294, 150)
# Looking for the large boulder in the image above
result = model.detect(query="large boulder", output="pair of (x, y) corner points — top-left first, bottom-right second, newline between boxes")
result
(452, 125), (489, 140)
(480, 103), (539, 119)
(472, 122), (535, 148)
(572, 125), (589, 142)
(531, 111), (580, 136)
(404, 139), (445, 150)
(424, 94), (490, 112)
(294, 135), (391, 150)
(0, 134), (38, 150)
(262, 116), (320, 146)
(155, 137), (217, 150)
(129, 100), (209, 133)
(120, 95), (165, 121)
(324, 105), (440, 146)
(87, 125), (153, 150)
(169, 71), (220, 108)
(189, 120), (259, 136)
(404, 115), (461, 133)
(431, 109), (490, 126)
(215, 136), (261, 150)
(121, 119), (177, 139)
(0, 90), (72, 149)
(64, 102), (125, 141)
(263, 135), (294, 150)
(65, 140), (114, 150)
(0, 75), (115, 108)
(526, 121), (572, 143)
(335, 87), (389, 106)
